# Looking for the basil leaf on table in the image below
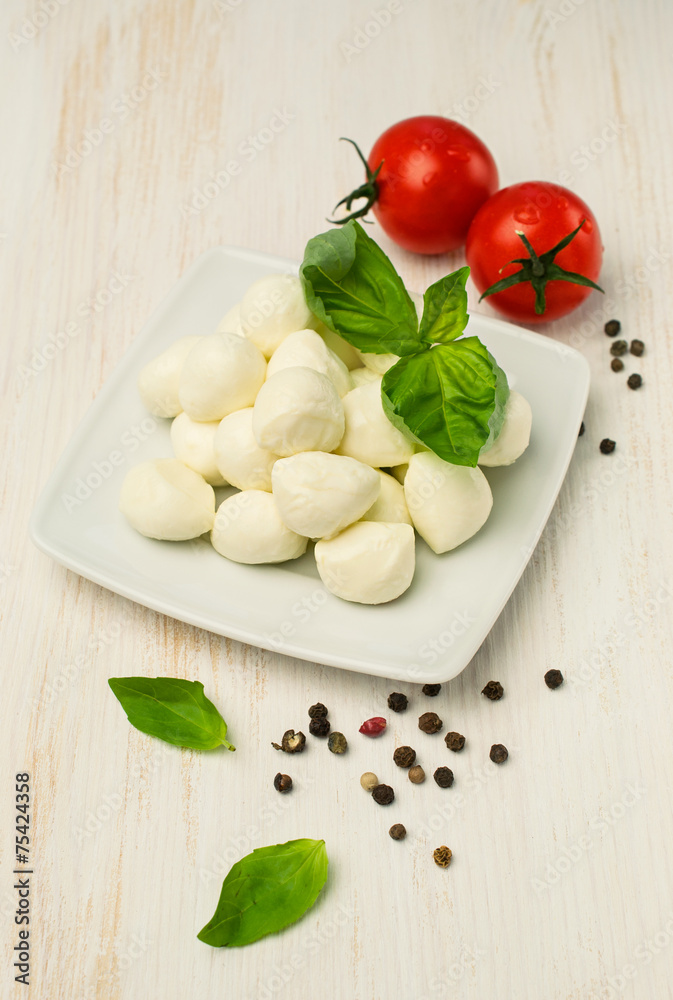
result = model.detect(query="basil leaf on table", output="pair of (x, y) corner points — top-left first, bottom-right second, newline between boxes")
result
(300, 220), (421, 356)
(197, 838), (328, 947)
(108, 677), (235, 751)
(382, 337), (509, 467)
(418, 267), (470, 345)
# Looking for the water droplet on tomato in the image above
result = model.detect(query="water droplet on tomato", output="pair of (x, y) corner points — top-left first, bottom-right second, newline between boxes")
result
(581, 218), (593, 234)
(420, 140), (432, 153)
(556, 197), (568, 211)
(445, 145), (470, 161)
(513, 206), (540, 225)
(422, 172), (436, 187)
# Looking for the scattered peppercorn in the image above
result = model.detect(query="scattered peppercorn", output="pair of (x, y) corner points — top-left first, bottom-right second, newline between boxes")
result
(387, 692), (408, 713)
(422, 683), (441, 696)
(433, 766), (454, 788)
(490, 744), (508, 764)
(604, 319), (620, 337)
(393, 745), (416, 768)
(309, 716), (330, 738)
(308, 702), (328, 719)
(360, 771), (379, 791)
(445, 731), (465, 752)
(359, 717), (387, 737)
(610, 339), (628, 356)
(544, 669), (564, 690)
(327, 732), (348, 754)
(408, 765), (426, 784)
(389, 823), (407, 841)
(273, 773), (292, 793)
(271, 730), (306, 753)
(630, 339), (644, 356)
(600, 438), (616, 454)
(627, 373), (642, 390)
(481, 680), (504, 701)
(578, 421), (585, 437)
(372, 783), (395, 805)
(418, 711), (443, 734)
(433, 846), (452, 868)
(611, 357), (624, 372)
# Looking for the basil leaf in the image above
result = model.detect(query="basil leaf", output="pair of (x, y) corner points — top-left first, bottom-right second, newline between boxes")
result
(381, 337), (509, 467)
(108, 677), (235, 751)
(418, 267), (470, 345)
(300, 220), (420, 356)
(197, 838), (328, 947)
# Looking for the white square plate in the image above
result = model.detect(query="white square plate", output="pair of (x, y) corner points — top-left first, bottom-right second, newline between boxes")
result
(30, 246), (589, 683)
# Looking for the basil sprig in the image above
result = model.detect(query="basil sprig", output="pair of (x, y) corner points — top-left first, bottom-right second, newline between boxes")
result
(108, 677), (235, 751)
(300, 221), (509, 467)
(198, 838), (328, 947)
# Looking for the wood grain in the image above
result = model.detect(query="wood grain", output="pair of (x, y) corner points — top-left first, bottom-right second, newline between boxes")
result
(3, 1), (673, 997)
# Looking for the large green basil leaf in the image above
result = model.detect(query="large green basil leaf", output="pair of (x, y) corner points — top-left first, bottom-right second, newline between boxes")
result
(381, 337), (509, 467)
(197, 838), (328, 947)
(300, 220), (420, 356)
(418, 267), (470, 345)
(108, 677), (234, 751)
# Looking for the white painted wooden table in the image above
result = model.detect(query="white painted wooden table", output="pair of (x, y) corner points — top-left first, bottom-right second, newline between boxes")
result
(3, 1), (673, 997)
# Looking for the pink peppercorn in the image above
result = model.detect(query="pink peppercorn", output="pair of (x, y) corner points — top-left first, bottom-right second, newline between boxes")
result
(359, 717), (387, 737)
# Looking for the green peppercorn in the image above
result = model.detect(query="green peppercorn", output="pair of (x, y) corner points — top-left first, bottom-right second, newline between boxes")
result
(271, 730), (306, 753)
(433, 846), (452, 868)
(611, 357), (624, 372)
(273, 773), (292, 793)
(630, 339), (644, 356)
(389, 823), (406, 841)
(604, 319), (621, 337)
(610, 339), (628, 356)
(627, 373), (642, 390)
(327, 732), (348, 754)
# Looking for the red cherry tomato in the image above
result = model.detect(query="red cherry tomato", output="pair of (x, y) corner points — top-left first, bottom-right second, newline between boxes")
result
(466, 181), (603, 323)
(335, 117), (498, 255)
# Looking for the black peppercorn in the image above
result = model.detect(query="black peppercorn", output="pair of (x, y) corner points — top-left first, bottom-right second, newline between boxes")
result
(274, 773), (292, 793)
(272, 730), (306, 753)
(630, 339), (644, 357)
(578, 421), (585, 437)
(327, 731), (347, 754)
(481, 680), (504, 701)
(600, 438), (616, 454)
(627, 373), (642, 390)
(433, 766), (454, 788)
(389, 823), (406, 841)
(308, 703), (328, 719)
(610, 339), (628, 356)
(387, 692), (408, 713)
(604, 319), (621, 337)
(372, 783), (394, 805)
(611, 357), (624, 372)
(433, 846), (452, 868)
(393, 745), (416, 768)
(422, 683), (441, 696)
(445, 731), (465, 752)
(490, 744), (508, 764)
(544, 669), (564, 689)
(309, 716), (330, 738)
(418, 711), (443, 734)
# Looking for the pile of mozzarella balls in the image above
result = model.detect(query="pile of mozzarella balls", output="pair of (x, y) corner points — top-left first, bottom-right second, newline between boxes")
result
(119, 274), (532, 604)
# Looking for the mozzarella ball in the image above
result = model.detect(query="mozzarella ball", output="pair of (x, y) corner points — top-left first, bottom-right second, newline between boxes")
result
(240, 274), (314, 357)
(272, 452), (380, 539)
(170, 413), (226, 486)
(315, 521), (415, 605)
(362, 471), (412, 525)
(266, 329), (352, 397)
(404, 451), (492, 554)
(216, 302), (244, 336)
(314, 321), (361, 370)
(119, 459), (215, 540)
(211, 490), (307, 564)
(137, 336), (202, 418)
(178, 332), (266, 422)
(478, 391), (532, 467)
(336, 379), (415, 468)
(350, 366), (380, 389)
(354, 349), (399, 375)
(253, 367), (344, 457)
(391, 463), (409, 484)
(214, 408), (277, 491)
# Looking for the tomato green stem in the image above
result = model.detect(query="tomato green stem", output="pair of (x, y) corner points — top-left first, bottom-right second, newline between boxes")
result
(328, 138), (384, 225)
(479, 219), (603, 315)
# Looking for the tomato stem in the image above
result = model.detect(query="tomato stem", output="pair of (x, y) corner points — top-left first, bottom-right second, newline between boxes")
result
(479, 219), (603, 315)
(328, 138), (383, 226)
